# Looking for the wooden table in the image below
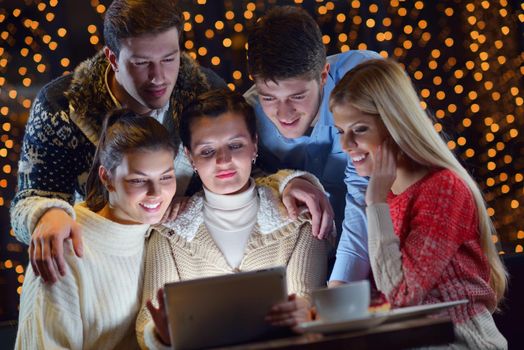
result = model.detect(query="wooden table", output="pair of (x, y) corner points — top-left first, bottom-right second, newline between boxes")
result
(213, 317), (455, 350)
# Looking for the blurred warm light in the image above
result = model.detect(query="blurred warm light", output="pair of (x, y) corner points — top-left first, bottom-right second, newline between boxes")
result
(205, 29), (214, 39)
(234, 23), (243, 32)
(0, 0), (522, 324)
(60, 58), (70, 67)
(215, 21), (224, 30)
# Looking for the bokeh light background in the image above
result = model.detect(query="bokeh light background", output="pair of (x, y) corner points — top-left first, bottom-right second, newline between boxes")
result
(0, 0), (522, 321)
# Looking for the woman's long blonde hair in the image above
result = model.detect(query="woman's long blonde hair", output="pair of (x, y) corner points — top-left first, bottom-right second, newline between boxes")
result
(330, 58), (507, 302)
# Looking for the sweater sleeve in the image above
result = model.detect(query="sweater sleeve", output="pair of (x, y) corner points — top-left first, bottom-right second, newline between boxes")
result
(366, 174), (476, 307)
(286, 216), (331, 303)
(330, 161), (370, 282)
(254, 169), (325, 197)
(15, 267), (83, 349)
(10, 80), (93, 244)
(137, 230), (180, 350)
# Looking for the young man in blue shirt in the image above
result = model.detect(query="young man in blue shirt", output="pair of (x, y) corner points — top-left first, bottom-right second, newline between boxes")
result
(244, 6), (381, 285)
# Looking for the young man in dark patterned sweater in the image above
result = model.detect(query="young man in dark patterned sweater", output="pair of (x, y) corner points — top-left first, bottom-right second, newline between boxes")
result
(11, 0), (333, 284)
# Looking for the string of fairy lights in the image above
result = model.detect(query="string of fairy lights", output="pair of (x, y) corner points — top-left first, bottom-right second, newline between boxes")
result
(0, 0), (522, 320)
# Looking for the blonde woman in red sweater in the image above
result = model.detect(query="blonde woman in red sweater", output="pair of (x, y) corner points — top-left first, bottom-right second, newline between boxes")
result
(330, 59), (507, 349)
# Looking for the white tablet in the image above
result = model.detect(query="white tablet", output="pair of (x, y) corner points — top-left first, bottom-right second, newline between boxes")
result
(163, 266), (288, 349)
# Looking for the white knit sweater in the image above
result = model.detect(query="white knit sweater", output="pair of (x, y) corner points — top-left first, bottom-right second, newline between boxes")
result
(15, 203), (149, 350)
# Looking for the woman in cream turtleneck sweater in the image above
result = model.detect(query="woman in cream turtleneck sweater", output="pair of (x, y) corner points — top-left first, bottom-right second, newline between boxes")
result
(137, 89), (331, 349)
(16, 110), (178, 350)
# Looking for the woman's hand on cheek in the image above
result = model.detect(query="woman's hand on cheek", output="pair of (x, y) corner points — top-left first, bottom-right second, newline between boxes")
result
(365, 140), (397, 206)
(146, 288), (171, 345)
(265, 294), (311, 333)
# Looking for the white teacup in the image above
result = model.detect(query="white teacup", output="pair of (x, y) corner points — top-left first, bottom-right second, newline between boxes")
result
(313, 280), (370, 322)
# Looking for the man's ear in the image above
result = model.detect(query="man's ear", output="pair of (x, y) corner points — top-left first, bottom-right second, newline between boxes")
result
(104, 46), (119, 72)
(320, 63), (330, 86)
(98, 166), (114, 192)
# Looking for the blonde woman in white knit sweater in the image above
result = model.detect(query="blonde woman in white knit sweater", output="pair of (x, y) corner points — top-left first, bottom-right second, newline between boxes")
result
(137, 89), (331, 349)
(15, 110), (178, 350)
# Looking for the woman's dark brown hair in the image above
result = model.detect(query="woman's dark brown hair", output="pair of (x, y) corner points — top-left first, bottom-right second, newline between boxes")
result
(85, 109), (176, 212)
(179, 88), (257, 151)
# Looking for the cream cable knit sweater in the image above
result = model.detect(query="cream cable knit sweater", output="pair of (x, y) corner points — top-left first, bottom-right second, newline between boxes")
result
(16, 203), (149, 350)
(136, 184), (330, 349)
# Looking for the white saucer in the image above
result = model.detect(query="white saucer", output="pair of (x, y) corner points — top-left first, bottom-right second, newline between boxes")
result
(296, 313), (388, 334)
(384, 299), (469, 323)
(297, 299), (469, 334)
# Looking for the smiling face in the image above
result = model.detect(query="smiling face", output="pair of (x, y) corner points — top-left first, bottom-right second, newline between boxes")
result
(254, 65), (329, 139)
(332, 103), (390, 177)
(105, 27), (180, 115)
(187, 112), (258, 195)
(101, 148), (176, 225)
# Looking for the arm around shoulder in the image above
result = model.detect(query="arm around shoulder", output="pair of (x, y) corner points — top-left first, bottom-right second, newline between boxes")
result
(11, 81), (88, 244)
(258, 169), (325, 195)
(257, 170), (333, 239)
(11, 196), (75, 245)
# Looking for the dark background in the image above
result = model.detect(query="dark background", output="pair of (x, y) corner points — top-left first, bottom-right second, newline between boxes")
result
(0, 0), (523, 322)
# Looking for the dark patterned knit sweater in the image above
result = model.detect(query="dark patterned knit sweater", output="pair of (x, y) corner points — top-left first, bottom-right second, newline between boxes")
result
(11, 50), (224, 244)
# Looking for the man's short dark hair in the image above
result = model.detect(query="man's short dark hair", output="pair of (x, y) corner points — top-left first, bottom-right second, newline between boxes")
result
(104, 0), (183, 57)
(247, 6), (326, 82)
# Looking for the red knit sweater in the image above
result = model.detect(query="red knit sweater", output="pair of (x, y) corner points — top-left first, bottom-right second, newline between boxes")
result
(374, 169), (496, 322)
(366, 169), (506, 348)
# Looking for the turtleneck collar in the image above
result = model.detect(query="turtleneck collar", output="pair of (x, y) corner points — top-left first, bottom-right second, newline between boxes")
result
(203, 178), (256, 211)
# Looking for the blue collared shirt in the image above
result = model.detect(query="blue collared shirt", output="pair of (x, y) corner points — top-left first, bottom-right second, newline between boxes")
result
(245, 50), (381, 282)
